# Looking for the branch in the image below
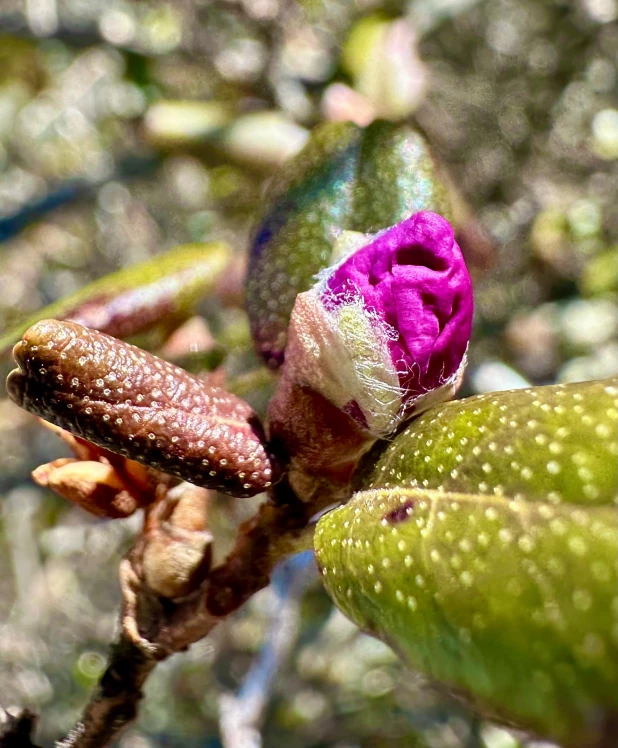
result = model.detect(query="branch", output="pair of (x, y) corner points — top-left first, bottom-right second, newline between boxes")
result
(56, 637), (158, 748)
(44, 478), (320, 748)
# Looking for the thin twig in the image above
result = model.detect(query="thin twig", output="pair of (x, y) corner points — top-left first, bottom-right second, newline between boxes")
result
(56, 637), (158, 748)
(44, 478), (325, 748)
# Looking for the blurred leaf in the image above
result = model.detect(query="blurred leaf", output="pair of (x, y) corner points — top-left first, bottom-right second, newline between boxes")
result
(579, 246), (618, 297)
(341, 15), (391, 80)
(0, 34), (47, 91)
(342, 16), (427, 121)
(245, 120), (452, 367)
(144, 103), (309, 171)
(143, 100), (236, 149)
(0, 241), (231, 358)
(315, 379), (618, 746)
(216, 112), (309, 170)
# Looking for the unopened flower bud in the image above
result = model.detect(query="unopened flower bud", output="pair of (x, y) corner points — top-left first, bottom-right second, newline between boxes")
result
(246, 121), (453, 368)
(7, 320), (278, 498)
(268, 212), (473, 488)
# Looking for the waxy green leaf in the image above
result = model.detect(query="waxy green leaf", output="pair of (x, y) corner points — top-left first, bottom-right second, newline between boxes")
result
(315, 380), (618, 746)
(315, 488), (617, 746)
(0, 241), (231, 358)
(356, 378), (618, 506)
(245, 120), (451, 367)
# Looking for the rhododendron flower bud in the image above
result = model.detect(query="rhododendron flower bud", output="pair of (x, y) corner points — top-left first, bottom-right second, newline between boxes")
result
(246, 121), (453, 368)
(283, 211), (473, 435)
(267, 212), (473, 493)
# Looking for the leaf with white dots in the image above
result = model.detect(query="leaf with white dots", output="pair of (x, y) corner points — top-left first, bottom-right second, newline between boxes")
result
(356, 379), (618, 506)
(7, 320), (277, 498)
(245, 120), (452, 367)
(315, 380), (618, 744)
(314, 487), (618, 747)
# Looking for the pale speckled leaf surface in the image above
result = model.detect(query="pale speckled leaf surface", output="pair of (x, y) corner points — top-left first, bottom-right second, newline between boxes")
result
(245, 120), (451, 367)
(357, 379), (618, 506)
(314, 380), (618, 746)
(0, 241), (231, 357)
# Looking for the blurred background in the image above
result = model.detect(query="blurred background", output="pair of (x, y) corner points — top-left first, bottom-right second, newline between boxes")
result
(0, 0), (617, 746)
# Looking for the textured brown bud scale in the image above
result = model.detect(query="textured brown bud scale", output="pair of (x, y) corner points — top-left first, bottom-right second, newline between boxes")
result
(7, 320), (276, 498)
(142, 484), (213, 599)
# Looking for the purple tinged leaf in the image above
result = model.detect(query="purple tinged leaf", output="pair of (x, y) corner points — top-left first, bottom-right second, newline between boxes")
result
(0, 241), (231, 357)
(7, 320), (277, 498)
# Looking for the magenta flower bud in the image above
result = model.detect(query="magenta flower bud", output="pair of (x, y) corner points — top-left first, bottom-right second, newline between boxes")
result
(280, 211), (473, 438)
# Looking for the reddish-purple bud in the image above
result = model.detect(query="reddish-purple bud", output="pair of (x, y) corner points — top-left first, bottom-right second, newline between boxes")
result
(267, 212), (473, 490)
(278, 212), (473, 438)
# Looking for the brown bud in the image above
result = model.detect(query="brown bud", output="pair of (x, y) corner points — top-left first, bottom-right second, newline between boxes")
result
(7, 320), (277, 498)
(32, 459), (145, 518)
(268, 375), (373, 489)
(142, 484), (212, 599)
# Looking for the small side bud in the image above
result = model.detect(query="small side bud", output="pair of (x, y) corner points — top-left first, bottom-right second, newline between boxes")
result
(268, 376), (374, 488)
(141, 485), (213, 600)
(32, 459), (145, 518)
